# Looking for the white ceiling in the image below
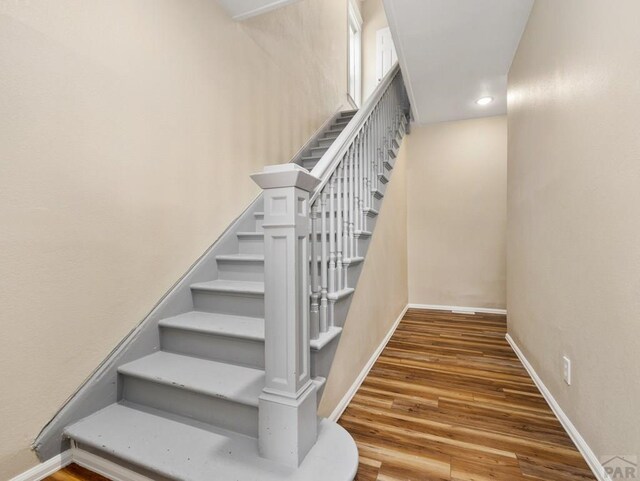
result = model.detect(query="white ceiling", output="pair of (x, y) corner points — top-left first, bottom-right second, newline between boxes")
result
(383, 0), (534, 124)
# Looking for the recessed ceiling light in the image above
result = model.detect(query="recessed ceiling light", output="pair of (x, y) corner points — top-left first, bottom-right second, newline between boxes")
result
(476, 96), (493, 106)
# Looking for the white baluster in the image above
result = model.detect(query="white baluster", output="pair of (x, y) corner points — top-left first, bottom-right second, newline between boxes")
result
(320, 192), (328, 333)
(336, 159), (344, 292)
(328, 175), (336, 326)
(349, 142), (356, 258)
(359, 130), (366, 230)
(309, 201), (320, 340)
(341, 153), (349, 289)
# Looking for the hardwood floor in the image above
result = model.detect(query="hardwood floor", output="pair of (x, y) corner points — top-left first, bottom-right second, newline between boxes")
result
(43, 464), (108, 481)
(338, 308), (596, 481)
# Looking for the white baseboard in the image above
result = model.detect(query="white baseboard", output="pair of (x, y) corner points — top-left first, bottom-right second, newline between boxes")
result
(9, 447), (153, 481)
(8, 451), (72, 481)
(408, 303), (507, 315)
(72, 446), (154, 481)
(328, 304), (409, 422)
(505, 334), (609, 481)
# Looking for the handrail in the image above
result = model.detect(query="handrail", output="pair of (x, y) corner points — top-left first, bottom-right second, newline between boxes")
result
(309, 62), (401, 202)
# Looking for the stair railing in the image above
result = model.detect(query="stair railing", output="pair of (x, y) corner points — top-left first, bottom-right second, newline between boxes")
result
(251, 63), (409, 467)
(308, 63), (409, 340)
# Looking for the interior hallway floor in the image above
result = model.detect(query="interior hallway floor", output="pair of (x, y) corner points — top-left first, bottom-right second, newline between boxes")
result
(338, 308), (596, 481)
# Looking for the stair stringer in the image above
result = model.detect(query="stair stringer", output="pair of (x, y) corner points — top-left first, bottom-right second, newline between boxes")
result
(32, 107), (347, 462)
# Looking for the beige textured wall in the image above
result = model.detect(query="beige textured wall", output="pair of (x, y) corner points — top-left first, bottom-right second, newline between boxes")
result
(0, 0), (347, 477)
(361, 0), (388, 101)
(407, 117), (507, 309)
(319, 139), (408, 417)
(508, 0), (640, 463)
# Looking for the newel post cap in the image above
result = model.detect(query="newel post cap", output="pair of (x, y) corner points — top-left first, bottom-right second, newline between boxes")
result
(251, 164), (320, 192)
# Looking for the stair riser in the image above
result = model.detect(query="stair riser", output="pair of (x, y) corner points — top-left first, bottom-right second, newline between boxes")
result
(71, 444), (175, 481)
(310, 147), (329, 156)
(161, 327), (265, 369)
(121, 376), (258, 437)
(322, 133), (340, 141)
(317, 138), (334, 148)
(311, 340), (339, 379)
(217, 261), (264, 282)
(303, 159), (320, 170)
(192, 289), (264, 318)
(238, 237), (264, 255)
(332, 293), (355, 330)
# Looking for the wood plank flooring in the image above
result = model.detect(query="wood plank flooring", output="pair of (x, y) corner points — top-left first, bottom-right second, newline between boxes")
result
(338, 308), (596, 481)
(43, 464), (108, 481)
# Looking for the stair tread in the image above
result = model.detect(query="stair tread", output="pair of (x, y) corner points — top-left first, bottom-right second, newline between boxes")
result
(237, 231), (264, 238)
(159, 311), (264, 341)
(310, 326), (342, 351)
(65, 403), (358, 481)
(216, 253), (264, 262)
(191, 279), (265, 295)
(119, 351), (264, 407)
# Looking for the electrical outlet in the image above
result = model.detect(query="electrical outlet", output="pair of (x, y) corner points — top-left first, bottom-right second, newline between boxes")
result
(563, 356), (571, 385)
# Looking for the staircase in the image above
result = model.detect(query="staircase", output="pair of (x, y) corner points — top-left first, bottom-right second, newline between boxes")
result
(47, 65), (409, 481)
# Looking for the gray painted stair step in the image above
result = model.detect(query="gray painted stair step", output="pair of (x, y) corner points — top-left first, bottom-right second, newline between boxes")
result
(301, 154), (322, 163)
(119, 351), (263, 407)
(119, 351), (263, 435)
(340, 109), (358, 117)
(191, 280), (264, 318)
(322, 131), (340, 140)
(160, 311), (265, 368)
(310, 326), (342, 351)
(160, 311), (339, 361)
(302, 159), (320, 170)
(216, 253), (265, 282)
(365, 207), (379, 217)
(64, 403), (359, 481)
(237, 232), (265, 255)
(310, 146), (329, 155)
(160, 311), (264, 341)
(378, 171), (389, 184)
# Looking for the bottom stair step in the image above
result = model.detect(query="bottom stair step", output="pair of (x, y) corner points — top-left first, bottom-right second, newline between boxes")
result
(119, 352), (263, 436)
(65, 403), (358, 481)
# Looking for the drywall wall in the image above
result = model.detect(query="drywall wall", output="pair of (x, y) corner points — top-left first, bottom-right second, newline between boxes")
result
(508, 0), (640, 465)
(407, 116), (507, 309)
(319, 139), (408, 417)
(0, 0), (347, 477)
(361, 0), (388, 101)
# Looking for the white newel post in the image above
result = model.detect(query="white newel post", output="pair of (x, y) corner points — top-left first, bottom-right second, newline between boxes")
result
(250, 164), (320, 467)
